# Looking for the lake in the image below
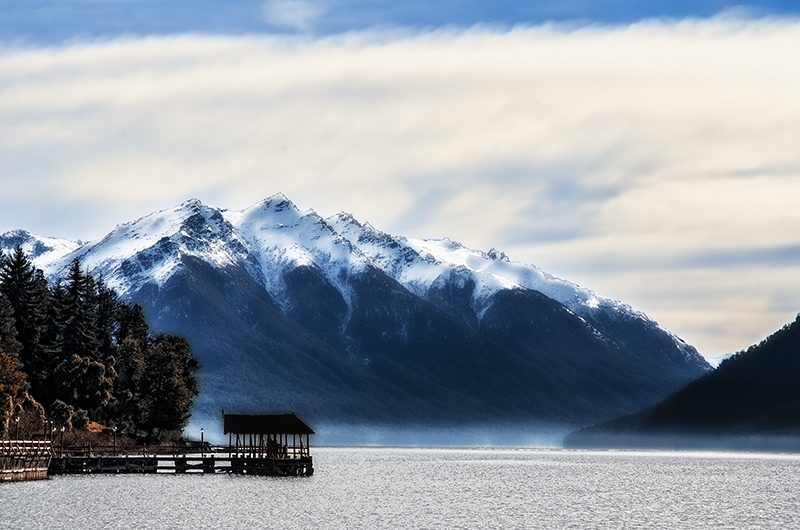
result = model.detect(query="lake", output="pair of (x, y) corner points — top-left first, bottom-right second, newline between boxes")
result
(3, 447), (800, 529)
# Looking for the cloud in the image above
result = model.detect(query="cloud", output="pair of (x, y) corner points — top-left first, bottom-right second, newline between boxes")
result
(262, 0), (325, 32)
(2, 18), (800, 356)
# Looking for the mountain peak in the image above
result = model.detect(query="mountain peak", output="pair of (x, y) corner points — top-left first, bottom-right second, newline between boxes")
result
(328, 211), (361, 229)
(257, 192), (298, 212)
(0, 228), (32, 246)
(166, 197), (209, 218)
(0, 229), (81, 264)
(486, 248), (509, 262)
(179, 197), (203, 208)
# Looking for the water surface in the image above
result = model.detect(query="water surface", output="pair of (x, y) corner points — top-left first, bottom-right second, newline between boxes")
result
(3, 447), (799, 529)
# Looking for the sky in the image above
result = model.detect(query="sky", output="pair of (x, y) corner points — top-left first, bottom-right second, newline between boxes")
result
(2, 2), (800, 359)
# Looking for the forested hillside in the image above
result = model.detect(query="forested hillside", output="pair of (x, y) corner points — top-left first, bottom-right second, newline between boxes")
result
(0, 247), (199, 441)
(565, 314), (800, 450)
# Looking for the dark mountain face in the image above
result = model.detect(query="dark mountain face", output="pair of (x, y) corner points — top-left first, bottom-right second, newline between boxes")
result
(2, 195), (711, 435)
(129, 248), (707, 431)
(565, 314), (800, 450)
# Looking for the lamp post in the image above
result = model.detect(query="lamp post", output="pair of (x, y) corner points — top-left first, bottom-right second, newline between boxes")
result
(113, 427), (117, 456)
(200, 428), (205, 458)
(15, 416), (19, 440)
(60, 426), (65, 457)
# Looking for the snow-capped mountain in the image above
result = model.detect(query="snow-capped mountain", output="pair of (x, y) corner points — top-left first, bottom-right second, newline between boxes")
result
(1, 194), (710, 430)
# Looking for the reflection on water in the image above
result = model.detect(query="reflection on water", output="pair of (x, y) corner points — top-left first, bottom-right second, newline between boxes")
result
(3, 448), (800, 529)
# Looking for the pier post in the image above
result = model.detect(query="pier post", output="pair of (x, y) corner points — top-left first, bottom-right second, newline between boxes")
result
(202, 456), (215, 473)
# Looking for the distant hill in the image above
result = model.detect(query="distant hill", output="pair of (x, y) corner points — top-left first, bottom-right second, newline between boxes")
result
(565, 314), (800, 450)
(1, 194), (709, 432)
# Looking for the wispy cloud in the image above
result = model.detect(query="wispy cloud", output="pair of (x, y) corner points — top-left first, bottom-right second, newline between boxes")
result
(2, 18), (800, 356)
(262, 0), (324, 32)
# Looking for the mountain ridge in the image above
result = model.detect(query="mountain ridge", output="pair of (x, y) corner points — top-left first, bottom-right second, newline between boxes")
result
(1, 193), (710, 437)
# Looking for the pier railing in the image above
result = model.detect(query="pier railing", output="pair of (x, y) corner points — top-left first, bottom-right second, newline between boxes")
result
(0, 440), (52, 456)
(56, 443), (196, 457)
(1, 441), (52, 482)
(2, 442), (313, 478)
(48, 449), (314, 476)
(53, 444), (309, 459)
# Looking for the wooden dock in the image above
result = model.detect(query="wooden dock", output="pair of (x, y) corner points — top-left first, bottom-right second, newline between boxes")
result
(5, 412), (316, 480)
(1, 440), (52, 482)
(48, 449), (314, 477)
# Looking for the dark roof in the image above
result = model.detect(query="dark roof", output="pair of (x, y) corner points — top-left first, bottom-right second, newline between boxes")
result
(223, 413), (315, 435)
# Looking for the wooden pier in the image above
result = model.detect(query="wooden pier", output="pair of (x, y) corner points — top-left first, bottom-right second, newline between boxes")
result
(47, 412), (316, 477)
(48, 450), (314, 476)
(1, 440), (52, 482)
(3, 412), (315, 480)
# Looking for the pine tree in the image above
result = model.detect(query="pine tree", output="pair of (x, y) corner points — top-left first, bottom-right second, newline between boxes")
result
(61, 259), (101, 361)
(0, 247), (49, 392)
(0, 293), (22, 358)
(55, 259), (113, 418)
(1, 249), (199, 440)
(0, 292), (29, 438)
(138, 334), (199, 439)
(116, 302), (150, 347)
(113, 336), (145, 434)
(95, 282), (120, 365)
(36, 282), (69, 406)
(112, 303), (150, 433)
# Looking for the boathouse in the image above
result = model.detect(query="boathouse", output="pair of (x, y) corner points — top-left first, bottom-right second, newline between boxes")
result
(224, 412), (313, 458)
(223, 412), (314, 475)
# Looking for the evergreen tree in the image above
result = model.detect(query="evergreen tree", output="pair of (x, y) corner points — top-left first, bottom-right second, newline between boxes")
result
(56, 259), (114, 418)
(36, 282), (69, 406)
(1, 249), (200, 440)
(0, 292), (32, 437)
(112, 303), (150, 433)
(0, 247), (49, 394)
(113, 337), (141, 433)
(61, 259), (101, 362)
(138, 334), (199, 438)
(95, 282), (120, 365)
(0, 293), (22, 358)
(116, 302), (150, 347)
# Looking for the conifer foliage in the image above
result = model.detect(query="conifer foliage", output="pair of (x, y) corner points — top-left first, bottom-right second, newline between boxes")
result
(0, 248), (200, 440)
(0, 292), (29, 437)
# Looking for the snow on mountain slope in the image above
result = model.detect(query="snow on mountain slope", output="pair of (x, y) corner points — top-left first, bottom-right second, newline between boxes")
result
(2, 193), (689, 361)
(0, 229), (82, 269)
(233, 194), (369, 307)
(28, 199), (250, 296)
(329, 210), (621, 316)
(327, 208), (698, 362)
(2, 194), (373, 305)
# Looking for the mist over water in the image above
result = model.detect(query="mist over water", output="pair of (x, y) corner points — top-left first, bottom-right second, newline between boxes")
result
(4, 448), (800, 529)
(281, 424), (573, 447)
(187, 417), (575, 446)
